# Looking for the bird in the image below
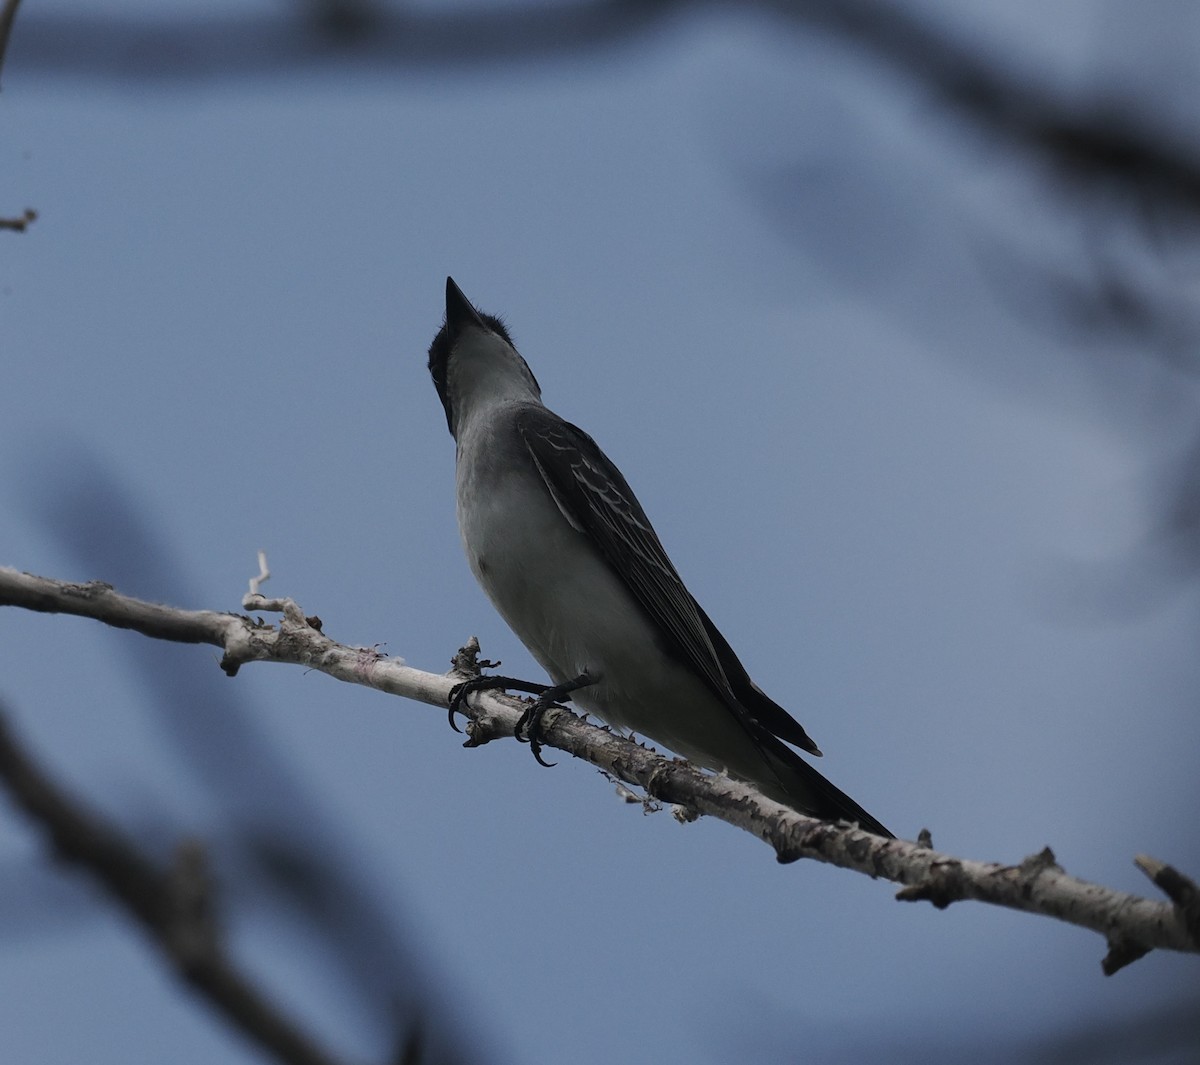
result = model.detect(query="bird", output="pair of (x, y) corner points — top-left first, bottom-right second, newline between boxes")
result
(427, 276), (892, 838)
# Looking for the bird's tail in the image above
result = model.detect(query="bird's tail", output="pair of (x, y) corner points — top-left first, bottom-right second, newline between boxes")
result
(761, 743), (894, 839)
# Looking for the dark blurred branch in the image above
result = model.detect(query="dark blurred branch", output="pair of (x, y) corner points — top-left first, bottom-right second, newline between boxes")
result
(8, 0), (675, 78)
(0, 703), (353, 1065)
(11, 0), (1200, 216)
(299, 0), (379, 39)
(17, 450), (476, 1065)
(793, 0), (1200, 210)
(3, 565), (1198, 972)
(0, 208), (36, 231)
(0, 0), (22, 87)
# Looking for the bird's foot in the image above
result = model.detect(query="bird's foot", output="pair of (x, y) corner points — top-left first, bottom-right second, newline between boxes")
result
(447, 675), (551, 732)
(512, 672), (594, 768)
(513, 696), (562, 768)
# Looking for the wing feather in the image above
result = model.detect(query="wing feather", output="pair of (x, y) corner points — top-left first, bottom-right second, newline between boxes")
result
(516, 408), (818, 754)
(517, 408), (731, 697)
(514, 408), (893, 835)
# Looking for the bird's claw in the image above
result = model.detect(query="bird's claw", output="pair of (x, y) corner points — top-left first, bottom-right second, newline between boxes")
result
(445, 674), (553, 737)
(446, 675), (516, 732)
(514, 698), (560, 768)
(447, 670), (590, 769)
(447, 680), (471, 733)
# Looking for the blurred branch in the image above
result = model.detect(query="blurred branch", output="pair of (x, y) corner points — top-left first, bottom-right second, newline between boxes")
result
(12, 1), (1200, 361)
(298, 0), (378, 39)
(16, 446), (475, 1064)
(0, 0), (21, 88)
(0, 701), (354, 1065)
(11, 0), (1200, 215)
(794, 0), (1200, 212)
(3, 565), (1198, 973)
(0, 208), (36, 231)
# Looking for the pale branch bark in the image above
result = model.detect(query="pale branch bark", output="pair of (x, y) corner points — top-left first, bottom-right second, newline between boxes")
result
(0, 703), (353, 1065)
(1, 565), (1197, 973)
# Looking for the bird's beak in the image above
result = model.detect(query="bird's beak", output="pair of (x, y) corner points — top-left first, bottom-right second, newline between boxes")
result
(446, 276), (488, 333)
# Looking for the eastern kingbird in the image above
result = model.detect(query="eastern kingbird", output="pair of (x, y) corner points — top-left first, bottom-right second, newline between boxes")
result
(428, 277), (892, 838)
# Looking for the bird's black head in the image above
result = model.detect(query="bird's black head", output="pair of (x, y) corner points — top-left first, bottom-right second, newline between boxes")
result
(427, 277), (538, 436)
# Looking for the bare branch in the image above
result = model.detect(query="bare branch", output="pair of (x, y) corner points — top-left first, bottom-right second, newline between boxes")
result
(2, 565), (1197, 971)
(0, 568), (249, 648)
(0, 701), (354, 1065)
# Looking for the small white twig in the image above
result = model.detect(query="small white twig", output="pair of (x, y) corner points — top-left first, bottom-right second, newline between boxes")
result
(243, 552), (302, 618)
(247, 551), (270, 599)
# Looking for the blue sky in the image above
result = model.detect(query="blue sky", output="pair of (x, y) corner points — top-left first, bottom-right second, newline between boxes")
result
(2, 3), (1198, 1063)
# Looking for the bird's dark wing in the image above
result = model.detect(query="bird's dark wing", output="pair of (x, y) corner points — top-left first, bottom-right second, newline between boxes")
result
(693, 602), (821, 756)
(515, 406), (819, 754)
